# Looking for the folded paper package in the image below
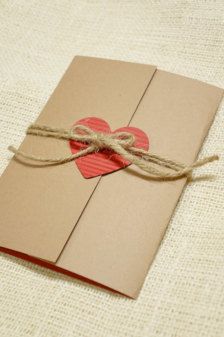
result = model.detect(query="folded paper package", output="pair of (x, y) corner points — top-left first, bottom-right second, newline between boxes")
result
(0, 56), (223, 298)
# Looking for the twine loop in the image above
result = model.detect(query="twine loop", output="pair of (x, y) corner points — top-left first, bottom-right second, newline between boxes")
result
(69, 124), (136, 150)
(8, 123), (219, 181)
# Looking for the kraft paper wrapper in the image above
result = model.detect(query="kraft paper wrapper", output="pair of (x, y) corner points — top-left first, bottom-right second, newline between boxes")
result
(0, 56), (223, 298)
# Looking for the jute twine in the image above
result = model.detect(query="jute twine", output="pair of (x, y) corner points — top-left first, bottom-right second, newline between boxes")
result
(8, 124), (219, 180)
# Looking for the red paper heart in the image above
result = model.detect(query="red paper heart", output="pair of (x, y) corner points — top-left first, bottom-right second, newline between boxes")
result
(69, 117), (149, 178)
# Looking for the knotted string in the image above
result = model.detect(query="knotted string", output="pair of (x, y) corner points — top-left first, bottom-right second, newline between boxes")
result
(8, 123), (219, 180)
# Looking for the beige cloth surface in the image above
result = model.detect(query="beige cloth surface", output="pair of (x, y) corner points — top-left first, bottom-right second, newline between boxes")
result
(0, 1), (224, 336)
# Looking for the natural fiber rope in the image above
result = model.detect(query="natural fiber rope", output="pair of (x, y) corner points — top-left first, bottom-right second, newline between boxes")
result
(8, 123), (219, 180)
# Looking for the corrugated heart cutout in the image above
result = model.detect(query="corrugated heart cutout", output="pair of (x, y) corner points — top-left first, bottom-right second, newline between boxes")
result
(69, 117), (149, 178)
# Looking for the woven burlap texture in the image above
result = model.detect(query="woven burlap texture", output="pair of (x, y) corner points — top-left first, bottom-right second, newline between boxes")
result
(0, 1), (224, 337)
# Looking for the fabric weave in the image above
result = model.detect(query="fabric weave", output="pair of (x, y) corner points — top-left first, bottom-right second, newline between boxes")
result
(0, 1), (224, 336)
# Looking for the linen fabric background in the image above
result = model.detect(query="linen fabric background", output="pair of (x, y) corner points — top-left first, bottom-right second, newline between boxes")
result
(0, 1), (224, 336)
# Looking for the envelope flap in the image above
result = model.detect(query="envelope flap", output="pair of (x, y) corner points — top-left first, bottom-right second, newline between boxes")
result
(0, 56), (156, 262)
(56, 70), (223, 298)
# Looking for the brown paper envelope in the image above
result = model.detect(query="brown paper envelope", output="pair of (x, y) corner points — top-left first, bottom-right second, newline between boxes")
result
(0, 57), (223, 298)
(0, 56), (156, 262)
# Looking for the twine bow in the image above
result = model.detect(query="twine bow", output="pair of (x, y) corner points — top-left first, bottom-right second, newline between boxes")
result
(8, 123), (219, 180)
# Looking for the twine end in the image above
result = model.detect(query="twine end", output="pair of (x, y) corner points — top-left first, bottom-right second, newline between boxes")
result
(213, 155), (219, 161)
(8, 145), (16, 154)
